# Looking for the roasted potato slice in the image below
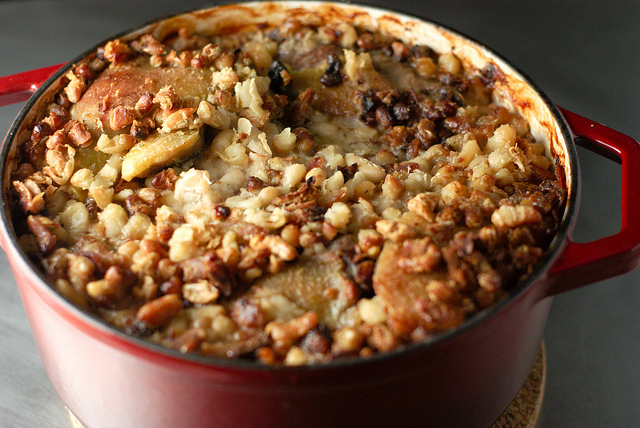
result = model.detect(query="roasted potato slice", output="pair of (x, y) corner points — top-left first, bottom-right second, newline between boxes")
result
(121, 128), (202, 181)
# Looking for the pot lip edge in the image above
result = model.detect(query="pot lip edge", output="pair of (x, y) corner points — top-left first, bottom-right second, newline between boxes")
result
(0, 0), (579, 373)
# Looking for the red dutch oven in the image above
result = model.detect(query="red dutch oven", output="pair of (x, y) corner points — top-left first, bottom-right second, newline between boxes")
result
(1, 2), (640, 427)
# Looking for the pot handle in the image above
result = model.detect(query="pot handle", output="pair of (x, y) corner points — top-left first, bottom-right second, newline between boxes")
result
(544, 107), (640, 296)
(0, 64), (65, 107)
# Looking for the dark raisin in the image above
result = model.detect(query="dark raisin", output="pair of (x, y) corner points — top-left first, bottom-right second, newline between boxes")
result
(292, 127), (315, 153)
(246, 176), (264, 192)
(268, 60), (291, 95)
(213, 205), (231, 219)
(356, 90), (377, 113)
(337, 163), (358, 181)
(85, 198), (99, 220)
(130, 120), (149, 140)
(375, 106), (394, 129)
(74, 63), (95, 80)
(31, 122), (53, 142)
(320, 53), (344, 86)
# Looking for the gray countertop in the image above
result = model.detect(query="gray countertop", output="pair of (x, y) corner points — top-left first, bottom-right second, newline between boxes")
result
(0, 1), (638, 427)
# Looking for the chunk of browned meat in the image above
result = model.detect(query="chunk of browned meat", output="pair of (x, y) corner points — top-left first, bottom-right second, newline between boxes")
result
(238, 251), (358, 329)
(71, 62), (211, 134)
(373, 241), (465, 337)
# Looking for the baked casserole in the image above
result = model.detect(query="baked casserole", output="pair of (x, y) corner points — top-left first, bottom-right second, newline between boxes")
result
(10, 6), (565, 365)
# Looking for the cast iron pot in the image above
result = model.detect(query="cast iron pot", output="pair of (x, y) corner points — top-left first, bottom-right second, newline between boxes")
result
(1, 2), (640, 427)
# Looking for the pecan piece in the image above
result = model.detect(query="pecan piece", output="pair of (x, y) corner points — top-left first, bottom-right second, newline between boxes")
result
(66, 253), (96, 291)
(27, 215), (58, 254)
(86, 265), (137, 306)
(288, 88), (315, 127)
(375, 219), (419, 242)
(43, 144), (75, 185)
(300, 327), (332, 354)
(407, 193), (439, 222)
(64, 120), (92, 147)
(151, 168), (178, 190)
(64, 73), (86, 103)
(125, 194), (155, 217)
(136, 294), (184, 329)
(153, 85), (179, 111)
(181, 255), (236, 297)
(249, 234), (297, 262)
(109, 105), (136, 131)
(172, 328), (206, 353)
(13, 180), (45, 213)
(414, 298), (466, 332)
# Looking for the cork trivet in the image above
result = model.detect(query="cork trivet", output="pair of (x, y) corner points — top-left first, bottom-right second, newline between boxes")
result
(491, 343), (546, 428)
(68, 410), (83, 428)
(68, 344), (545, 428)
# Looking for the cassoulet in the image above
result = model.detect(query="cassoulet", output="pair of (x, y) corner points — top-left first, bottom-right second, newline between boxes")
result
(11, 11), (565, 365)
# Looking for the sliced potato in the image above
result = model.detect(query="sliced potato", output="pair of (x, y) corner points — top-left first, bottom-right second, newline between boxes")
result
(121, 128), (202, 181)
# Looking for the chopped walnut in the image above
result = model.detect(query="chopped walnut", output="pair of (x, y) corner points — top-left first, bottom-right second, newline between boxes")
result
(491, 204), (543, 228)
(248, 234), (297, 262)
(109, 106), (136, 131)
(265, 311), (319, 348)
(407, 193), (439, 222)
(130, 34), (166, 56)
(64, 72), (86, 103)
(43, 144), (75, 185)
(13, 179), (46, 213)
(153, 85), (179, 111)
(183, 280), (221, 305)
(375, 219), (419, 242)
(103, 39), (133, 63)
(397, 237), (442, 273)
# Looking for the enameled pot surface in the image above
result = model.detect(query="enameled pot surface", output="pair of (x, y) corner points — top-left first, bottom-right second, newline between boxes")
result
(1, 1), (639, 427)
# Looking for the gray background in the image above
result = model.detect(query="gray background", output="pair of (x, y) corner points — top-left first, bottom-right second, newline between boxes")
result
(0, 1), (638, 426)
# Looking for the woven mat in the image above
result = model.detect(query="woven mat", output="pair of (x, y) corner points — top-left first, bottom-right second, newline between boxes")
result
(491, 344), (546, 427)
